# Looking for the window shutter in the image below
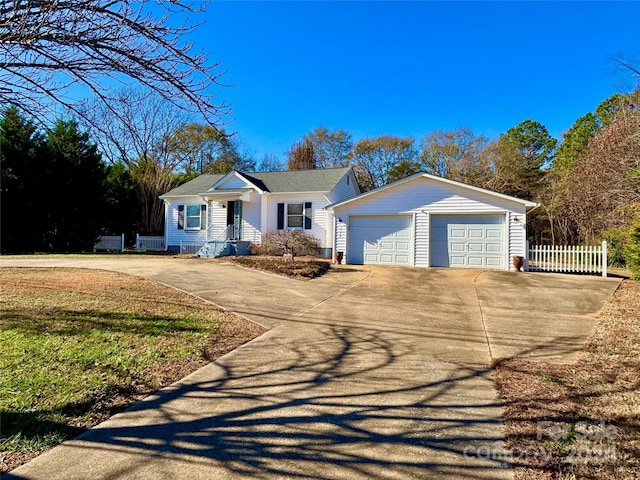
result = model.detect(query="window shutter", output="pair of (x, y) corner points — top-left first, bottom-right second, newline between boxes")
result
(177, 205), (184, 230)
(200, 204), (207, 230)
(277, 203), (284, 230)
(304, 202), (312, 230)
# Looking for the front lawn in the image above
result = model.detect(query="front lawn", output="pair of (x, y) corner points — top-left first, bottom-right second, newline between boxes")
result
(0, 268), (265, 473)
(493, 279), (640, 479)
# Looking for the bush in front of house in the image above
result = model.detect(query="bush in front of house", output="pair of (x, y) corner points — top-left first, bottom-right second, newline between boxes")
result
(231, 256), (330, 279)
(255, 230), (322, 261)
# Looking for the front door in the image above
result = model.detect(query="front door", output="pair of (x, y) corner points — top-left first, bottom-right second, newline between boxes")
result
(226, 200), (242, 240)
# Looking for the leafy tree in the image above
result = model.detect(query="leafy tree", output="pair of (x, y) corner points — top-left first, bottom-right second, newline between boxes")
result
(0, 0), (229, 127)
(561, 89), (640, 244)
(287, 139), (316, 170)
(624, 216), (640, 280)
(418, 127), (491, 186)
(0, 107), (43, 252)
(554, 94), (626, 172)
(201, 136), (256, 174)
(162, 123), (230, 174)
(302, 127), (353, 168)
(102, 162), (139, 242)
(42, 119), (107, 251)
(386, 159), (422, 184)
(485, 119), (557, 200)
(1, 109), (108, 252)
(350, 135), (417, 191)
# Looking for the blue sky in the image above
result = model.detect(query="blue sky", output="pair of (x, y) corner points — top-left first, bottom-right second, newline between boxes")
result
(199, 1), (639, 162)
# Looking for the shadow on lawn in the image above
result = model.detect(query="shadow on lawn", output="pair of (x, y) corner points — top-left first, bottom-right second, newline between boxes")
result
(0, 308), (210, 336)
(3, 319), (593, 480)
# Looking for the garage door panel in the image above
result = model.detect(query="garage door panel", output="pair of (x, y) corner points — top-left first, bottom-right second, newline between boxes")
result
(431, 215), (506, 269)
(468, 257), (485, 267)
(450, 256), (466, 266)
(348, 216), (412, 265)
(468, 243), (483, 252)
(450, 243), (465, 253)
(486, 243), (502, 253)
(486, 257), (503, 267)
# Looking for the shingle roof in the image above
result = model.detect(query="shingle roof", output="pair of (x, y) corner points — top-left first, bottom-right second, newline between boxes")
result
(161, 167), (351, 197)
(160, 174), (225, 197)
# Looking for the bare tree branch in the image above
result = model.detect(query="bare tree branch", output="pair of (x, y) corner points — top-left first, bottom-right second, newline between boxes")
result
(0, 1), (230, 126)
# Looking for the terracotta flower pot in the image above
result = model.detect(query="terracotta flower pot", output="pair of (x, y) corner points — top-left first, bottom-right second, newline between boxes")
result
(513, 255), (524, 272)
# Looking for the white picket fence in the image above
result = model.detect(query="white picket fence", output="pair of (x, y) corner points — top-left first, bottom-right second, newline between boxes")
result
(135, 235), (165, 252)
(527, 241), (607, 277)
(94, 234), (125, 252)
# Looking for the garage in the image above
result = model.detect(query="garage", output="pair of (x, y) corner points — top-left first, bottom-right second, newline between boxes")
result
(348, 216), (412, 265)
(430, 214), (506, 269)
(330, 173), (536, 271)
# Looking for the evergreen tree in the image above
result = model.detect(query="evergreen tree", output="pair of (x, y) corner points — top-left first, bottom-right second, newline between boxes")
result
(43, 119), (107, 251)
(0, 107), (42, 252)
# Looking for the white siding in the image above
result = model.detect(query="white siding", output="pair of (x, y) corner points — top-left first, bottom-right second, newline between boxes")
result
(508, 211), (527, 269)
(335, 220), (347, 254)
(327, 171), (359, 204)
(333, 177), (528, 270)
(414, 212), (429, 267)
(241, 191), (262, 244)
(217, 174), (252, 190)
(265, 193), (332, 248)
(165, 199), (208, 248)
(208, 200), (227, 240)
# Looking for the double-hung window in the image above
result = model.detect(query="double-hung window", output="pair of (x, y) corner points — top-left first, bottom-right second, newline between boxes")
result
(286, 203), (304, 229)
(186, 205), (202, 229)
(178, 204), (206, 231)
(277, 202), (312, 230)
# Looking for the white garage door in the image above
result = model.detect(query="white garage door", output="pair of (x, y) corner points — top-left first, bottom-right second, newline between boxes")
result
(430, 215), (506, 269)
(348, 216), (412, 265)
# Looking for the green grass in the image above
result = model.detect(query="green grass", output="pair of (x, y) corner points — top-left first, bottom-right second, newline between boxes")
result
(0, 267), (264, 470)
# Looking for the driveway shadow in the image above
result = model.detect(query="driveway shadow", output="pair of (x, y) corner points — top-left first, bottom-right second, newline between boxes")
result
(7, 324), (513, 480)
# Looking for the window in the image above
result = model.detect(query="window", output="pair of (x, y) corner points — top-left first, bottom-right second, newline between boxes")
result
(287, 203), (304, 229)
(178, 204), (206, 230)
(277, 202), (312, 230)
(186, 205), (201, 229)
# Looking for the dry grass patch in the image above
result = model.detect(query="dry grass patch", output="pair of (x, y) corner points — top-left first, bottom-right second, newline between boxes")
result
(493, 279), (640, 479)
(0, 267), (265, 473)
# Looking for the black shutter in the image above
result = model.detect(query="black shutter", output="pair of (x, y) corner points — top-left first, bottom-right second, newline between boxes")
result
(200, 204), (206, 230)
(277, 203), (285, 230)
(304, 202), (312, 230)
(177, 205), (184, 230)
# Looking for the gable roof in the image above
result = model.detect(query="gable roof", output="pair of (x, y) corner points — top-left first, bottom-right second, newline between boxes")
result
(160, 174), (225, 197)
(161, 167), (352, 198)
(327, 173), (539, 209)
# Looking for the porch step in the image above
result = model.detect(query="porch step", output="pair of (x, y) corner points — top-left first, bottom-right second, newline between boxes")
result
(197, 241), (230, 258)
(197, 241), (252, 258)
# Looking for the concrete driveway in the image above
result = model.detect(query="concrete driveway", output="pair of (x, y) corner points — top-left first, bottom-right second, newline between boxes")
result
(1, 256), (621, 479)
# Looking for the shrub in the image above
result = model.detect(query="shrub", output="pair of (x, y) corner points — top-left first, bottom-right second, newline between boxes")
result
(257, 230), (322, 261)
(602, 227), (629, 267)
(624, 216), (640, 280)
